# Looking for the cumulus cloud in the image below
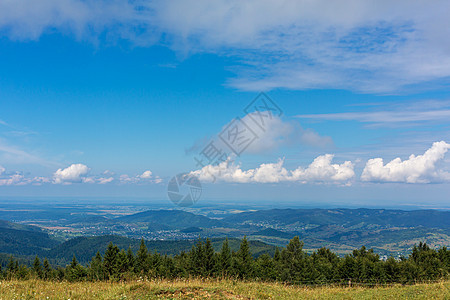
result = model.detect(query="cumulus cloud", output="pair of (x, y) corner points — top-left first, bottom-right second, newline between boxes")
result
(53, 163), (90, 184)
(119, 171), (162, 184)
(140, 170), (153, 179)
(98, 177), (114, 184)
(0, 164), (162, 185)
(1, 1), (450, 92)
(0, 165), (51, 186)
(191, 154), (354, 184)
(0, 173), (25, 186)
(361, 141), (450, 183)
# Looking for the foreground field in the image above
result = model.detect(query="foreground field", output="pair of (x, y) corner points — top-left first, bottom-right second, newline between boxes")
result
(0, 279), (448, 299)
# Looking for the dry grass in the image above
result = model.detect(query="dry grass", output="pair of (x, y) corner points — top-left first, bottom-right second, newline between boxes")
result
(0, 279), (448, 299)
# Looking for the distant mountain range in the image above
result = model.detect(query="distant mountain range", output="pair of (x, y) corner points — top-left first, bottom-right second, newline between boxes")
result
(0, 208), (449, 265)
(223, 208), (450, 229)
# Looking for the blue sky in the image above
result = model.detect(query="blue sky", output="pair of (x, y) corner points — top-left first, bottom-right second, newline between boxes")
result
(1, 1), (450, 208)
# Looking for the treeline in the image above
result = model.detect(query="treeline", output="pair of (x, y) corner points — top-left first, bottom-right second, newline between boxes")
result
(1, 237), (449, 284)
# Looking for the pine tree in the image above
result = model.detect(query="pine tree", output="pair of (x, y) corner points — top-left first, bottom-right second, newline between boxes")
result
(136, 238), (149, 274)
(236, 236), (253, 278)
(126, 246), (135, 272)
(70, 255), (78, 268)
(103, 242), (119, 279)
(117, 249), (128, 276)
(204, 238), (215, 276)
(218, 238), (232, 276)
(90, 251), (104, 281)
(43, 258), (51, 280)
(33, 256), (43, 278)
(66, 255), (86, 281)
(256, 253), (276, 280)
(189, 238), (205, 276)
(6, 256), (15, 279)
(280, 236), (306, 282)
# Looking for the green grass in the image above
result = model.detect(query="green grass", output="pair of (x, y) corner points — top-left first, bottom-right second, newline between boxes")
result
(0, 279), (448, 299)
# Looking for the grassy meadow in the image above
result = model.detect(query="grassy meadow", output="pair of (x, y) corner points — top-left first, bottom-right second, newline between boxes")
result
(0, 279), (448, 299)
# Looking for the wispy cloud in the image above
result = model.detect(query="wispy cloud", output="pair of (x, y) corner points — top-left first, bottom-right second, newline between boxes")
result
(1, 1), (450, 93)
(0, 138), (60, 167)
(296, 100), (450, 127)
(297, 110), (450, 125)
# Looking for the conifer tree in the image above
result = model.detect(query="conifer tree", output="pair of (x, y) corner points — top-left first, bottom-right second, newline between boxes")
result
(236, 236), (253, 278)
(6, 256), (15, 279)
(280, 236), (306, 282)
(218, 238), (232, 276)
(117, 249), (128, 275)
(43, 258), (51, 280)
(126, 246), (135, 272)
(33, 255), (42, 278)
(103, 242), (119, 279)
(70, 255), (78, 268)
(90, 251), (104, 281)
(136, 238), (149, 274)
(204, 238), (215, 276)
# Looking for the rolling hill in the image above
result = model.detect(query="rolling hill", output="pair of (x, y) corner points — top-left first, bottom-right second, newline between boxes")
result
(116, 209), (225, 229)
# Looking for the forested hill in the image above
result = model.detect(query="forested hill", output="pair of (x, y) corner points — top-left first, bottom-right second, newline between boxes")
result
(0, 220), (59, 256)
(224, 208), (450, 229)
(116, 209), (224, 229)
(1, 208), (450, 265)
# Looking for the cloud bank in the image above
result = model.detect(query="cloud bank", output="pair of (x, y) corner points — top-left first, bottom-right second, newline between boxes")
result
(1, 1), (450, 92)
(361, 141), (450, 183)
(191, 154), (355, 184)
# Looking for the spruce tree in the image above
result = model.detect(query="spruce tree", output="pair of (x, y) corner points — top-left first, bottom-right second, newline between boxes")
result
(33, 256), (42, 278)
(43, 258), (51, 280)
(103, 242), (119, 279)
(117, 249), (128, 275)
(236, 236), (253, 278)
(70, 255), (78, 268)
(219, 238), (232, 276)
(126, 246), (135, 272)
(204, 238), (215, 276)
(280, 236), (306, 282)
(136, 238), (149, 274)
(90, 251), (104, 281)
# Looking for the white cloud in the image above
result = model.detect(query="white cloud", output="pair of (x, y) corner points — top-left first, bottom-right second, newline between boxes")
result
(140, 170), (153, 179)
(191, 154), (354, 184)
(0, 173), (25, 186)
(291, 154), (355, 182)
(0, 164), (160, 185)
(0, 0), (138, 40)
(53, 163), (90, 184)
(1, 1), (450, 92)
(119, 171), (162, 184)
(297, 107), (450, 127)
(361, 141), (450, 183)
(98, 177), (114, 184)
